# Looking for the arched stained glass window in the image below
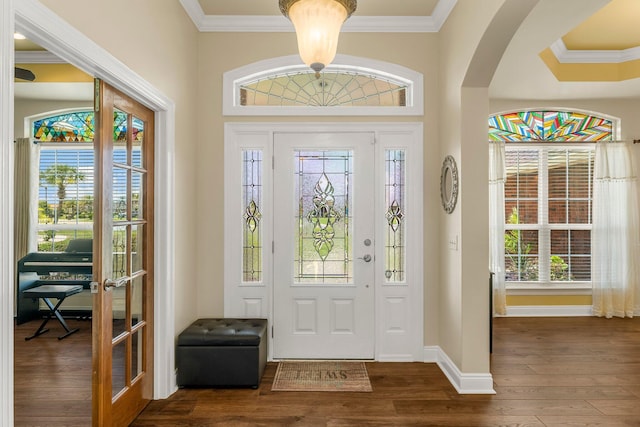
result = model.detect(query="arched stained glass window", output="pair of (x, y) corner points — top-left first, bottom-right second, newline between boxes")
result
(33, 110), (145, 142)
(240, 70), (407, 107)
(488, 110), (613, 142)
(33, 111), (95, 142)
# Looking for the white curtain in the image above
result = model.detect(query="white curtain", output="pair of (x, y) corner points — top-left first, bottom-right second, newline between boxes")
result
(592, 142), (640, 318)
(489, 141), (507, 315)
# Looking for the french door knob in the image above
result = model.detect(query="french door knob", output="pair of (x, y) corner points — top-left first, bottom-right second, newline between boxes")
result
(104, 277), (127, 291)
(358, 254), (372, 262)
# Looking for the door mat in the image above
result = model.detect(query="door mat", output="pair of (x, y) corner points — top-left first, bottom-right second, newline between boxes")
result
(271, 361), (372, 392)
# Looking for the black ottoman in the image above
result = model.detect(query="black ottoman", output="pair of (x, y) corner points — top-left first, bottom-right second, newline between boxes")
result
(176, 318), (267, 388)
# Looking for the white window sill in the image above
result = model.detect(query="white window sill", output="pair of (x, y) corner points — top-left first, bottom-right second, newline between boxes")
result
(506, 282), (592, 295)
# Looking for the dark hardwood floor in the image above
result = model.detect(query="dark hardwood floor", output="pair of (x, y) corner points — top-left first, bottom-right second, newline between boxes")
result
(14, 318), (92, 427)
(14, 316), (640, 426)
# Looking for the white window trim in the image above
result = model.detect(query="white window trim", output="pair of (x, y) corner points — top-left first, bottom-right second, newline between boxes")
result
(223, 54), (424, 117)
(492, 109), (622, 295)
(505, 143), (595, 291)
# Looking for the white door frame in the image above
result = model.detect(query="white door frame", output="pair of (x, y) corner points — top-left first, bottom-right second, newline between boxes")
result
(2, 5), (177, 425)
(224, 122), (424, 362)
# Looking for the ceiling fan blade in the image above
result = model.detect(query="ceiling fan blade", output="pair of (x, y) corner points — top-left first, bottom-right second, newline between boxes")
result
(15, 67), (35, 81)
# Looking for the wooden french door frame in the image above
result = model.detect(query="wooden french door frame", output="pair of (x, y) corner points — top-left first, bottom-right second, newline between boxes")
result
(93, 79), (155, 426)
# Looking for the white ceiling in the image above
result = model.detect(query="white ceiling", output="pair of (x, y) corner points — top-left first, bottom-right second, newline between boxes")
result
(14, 0), (640, 102)
(14, 82), (93, 102)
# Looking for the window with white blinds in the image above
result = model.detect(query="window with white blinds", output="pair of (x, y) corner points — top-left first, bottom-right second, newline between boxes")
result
(504, 145), (594, 284)
(37, 144), (94, 252)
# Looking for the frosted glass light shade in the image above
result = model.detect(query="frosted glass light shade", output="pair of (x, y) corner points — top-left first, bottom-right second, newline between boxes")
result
(284, 0), (353, 73)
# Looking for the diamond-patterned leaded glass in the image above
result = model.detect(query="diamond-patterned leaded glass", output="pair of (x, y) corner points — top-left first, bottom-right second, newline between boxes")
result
(33, 110), (146, 143)
(33, 111), (95, 142)
(243, 150), (263, 282)
(295, 151), (352, 283)
(385, 150), (405, 282)
(240, 70), (407, 107)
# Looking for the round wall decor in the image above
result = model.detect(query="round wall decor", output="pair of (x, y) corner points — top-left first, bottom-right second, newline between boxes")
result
(440, 155), (459, 214)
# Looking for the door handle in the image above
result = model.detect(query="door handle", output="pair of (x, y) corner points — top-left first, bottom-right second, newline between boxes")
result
(104, 277), (128, 291)
(358, 254), (372, 262)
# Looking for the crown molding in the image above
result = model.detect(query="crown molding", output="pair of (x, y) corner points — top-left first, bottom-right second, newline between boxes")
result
(15, 50), (63, 63)
(180, 0), (457, 33)
(550, 39), (640, 64)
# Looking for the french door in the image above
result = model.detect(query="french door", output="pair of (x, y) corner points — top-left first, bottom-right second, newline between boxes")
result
(272, 132), (375, 359)
(93, 80), (154, 426)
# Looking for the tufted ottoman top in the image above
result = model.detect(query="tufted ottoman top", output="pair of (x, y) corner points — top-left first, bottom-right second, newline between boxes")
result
(178, 318), (267, 346)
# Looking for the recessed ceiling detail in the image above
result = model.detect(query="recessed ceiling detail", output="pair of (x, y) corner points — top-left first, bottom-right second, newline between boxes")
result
(179, 0), (457, 32)
(540, 0), (640, 81)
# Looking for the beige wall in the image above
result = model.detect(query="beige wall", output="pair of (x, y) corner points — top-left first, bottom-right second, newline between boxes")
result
(21, 0), (551, 380)
(438, 0), (508, 373)
(439, 0), (541, 373)
(39, 0), (200, 334)
(194, 31), (442, 330)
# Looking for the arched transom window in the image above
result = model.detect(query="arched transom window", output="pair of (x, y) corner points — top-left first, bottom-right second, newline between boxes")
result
(489, 110), (613, 142)
(223, 55), (423, 116)
(240, 69), (407, 107)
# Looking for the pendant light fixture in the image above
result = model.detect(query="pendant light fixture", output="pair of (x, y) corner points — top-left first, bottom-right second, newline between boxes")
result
(279, 0), (357, 76)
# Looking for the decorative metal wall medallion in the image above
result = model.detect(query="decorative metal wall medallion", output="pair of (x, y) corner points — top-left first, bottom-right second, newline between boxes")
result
(440, 155), (459, 214)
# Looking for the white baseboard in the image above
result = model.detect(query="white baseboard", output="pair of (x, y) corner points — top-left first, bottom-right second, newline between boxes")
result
(423, 346), (495, 394)
(505, 305), (593, 317)
(377, 354), (416, 362)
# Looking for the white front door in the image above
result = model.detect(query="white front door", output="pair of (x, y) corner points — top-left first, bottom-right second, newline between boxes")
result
(273, 132), (375, 359)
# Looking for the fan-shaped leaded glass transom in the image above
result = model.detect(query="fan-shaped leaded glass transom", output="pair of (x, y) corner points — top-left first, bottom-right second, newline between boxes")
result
(240, 70), (407, 107)
(488, 111), (613, 142)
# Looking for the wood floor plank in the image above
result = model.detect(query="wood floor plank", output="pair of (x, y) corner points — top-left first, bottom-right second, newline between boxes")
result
(587, 399), (640, 415)
(393, 398), (602, 416)
(538, 415), (640, 427)
(493, 374), (640, 387)
(14, 316), (640, 426)
(493, 385), (636, 400)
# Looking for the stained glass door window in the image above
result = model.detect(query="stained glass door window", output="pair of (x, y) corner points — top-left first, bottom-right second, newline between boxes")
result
(384, 150), (405, 282)
(242, 150), (263, 282)
(294, 150), (353, 283)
